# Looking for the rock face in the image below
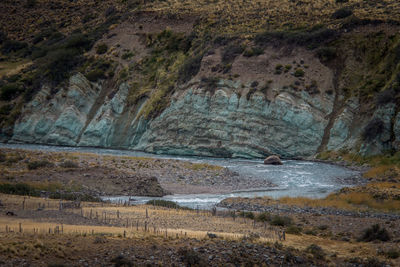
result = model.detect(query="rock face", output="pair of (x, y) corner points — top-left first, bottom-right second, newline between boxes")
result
(8, 73), (400, 158)
(263, 155), (283, 165)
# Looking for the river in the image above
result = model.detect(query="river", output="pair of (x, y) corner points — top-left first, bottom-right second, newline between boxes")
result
(0, 143), (362, 209)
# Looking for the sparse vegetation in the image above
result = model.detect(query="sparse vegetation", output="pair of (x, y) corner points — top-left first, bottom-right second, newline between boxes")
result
(359, 224), (391, 242)
(27, 160), (53, 170)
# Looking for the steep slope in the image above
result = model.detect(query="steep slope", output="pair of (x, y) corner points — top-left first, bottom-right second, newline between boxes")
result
(1, 1), (400, 158)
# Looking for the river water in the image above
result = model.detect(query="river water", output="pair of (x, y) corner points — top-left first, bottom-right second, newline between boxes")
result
(0, 143), (362, 209)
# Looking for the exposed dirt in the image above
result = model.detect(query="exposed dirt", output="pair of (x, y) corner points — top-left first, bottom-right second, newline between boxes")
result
(0, 148), (275, 196)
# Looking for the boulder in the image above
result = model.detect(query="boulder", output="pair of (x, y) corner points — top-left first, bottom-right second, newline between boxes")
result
(263, 155), (283, 165)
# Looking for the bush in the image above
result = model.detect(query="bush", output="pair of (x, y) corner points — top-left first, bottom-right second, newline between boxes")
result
(59, 160), (79, 168)
(332, 7), (353, 19)
(178, 248), (206, 267)
(270, 215), (292, 226)
(96, 43), (108, 54)
(178, 54), (203, 83)
(0, 183), (40, 196)
(294, 68), (305, 77)
(25, 0), (36, 8)
(286, 225), (302, 235)
(27, 160), (54, 170)
(64, 33), (92, 51)
(1, 40), (28, 54)
(306, 244), (325, 259)
(376, 88), (396, 105)
(222, 43), (244, 63)
(41, 48), (83, 84)
(85, 69), (106, 82)
(0, 84), (23, 101)
(200, 77), (219, 93)
(111, 255), (133, 267)
(146, 199), (190, 210)
(256, 212), (271, 222)
(385, 249), (400, 259)
(0, 104), (13, 116)
(317, 47), (337, 62)
(255, 27), (337, 49)
(0, 31), (7, 44)
(243, 47), (264, 57)
(359, 224), (390, 242)
(362, 118), (384, 141)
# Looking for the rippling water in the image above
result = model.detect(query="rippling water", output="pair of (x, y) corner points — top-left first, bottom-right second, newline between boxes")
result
(0, 143), (362, 209)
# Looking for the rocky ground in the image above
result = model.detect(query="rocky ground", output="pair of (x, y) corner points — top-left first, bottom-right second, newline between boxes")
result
(0, 194), (397, 267)
(0, 148), (275, 197)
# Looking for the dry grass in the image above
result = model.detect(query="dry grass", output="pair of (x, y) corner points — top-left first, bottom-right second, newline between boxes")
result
(145, 0), (400, 36)
(0, 193), (378, 260)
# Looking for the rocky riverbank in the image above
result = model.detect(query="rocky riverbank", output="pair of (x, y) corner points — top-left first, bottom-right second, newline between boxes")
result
(218, 198), (400, 220)
(0, 148), (275, 197)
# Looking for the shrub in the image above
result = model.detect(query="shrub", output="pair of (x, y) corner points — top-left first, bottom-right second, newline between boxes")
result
(332, 7), (353, 19)
(359, 224), (390, 242)
(1, 40), (28, 54)
(243, 47), (264, 57)
(111, 255), (133, 267)
(146, 199), (190, 210)
(0, 84), (23, 101)
(121, 51), (134, 60)
(294, 68), (305, 77)
(59, 160), (79, 168)
(64, 33), (92, 51)
(376, 88), (396, 105)
(200, 77), (219, 93)
(0, 31), (7, 44)
(0, 152), (6, 162)
(0, 183), (40, 196)
(362, 118), (384, 141)
(85, 69), (106, 82)
(255, 27), (337, 49)
(306, 244), (325, 259)
(0, 104), (13, 116)
(256, 212), (271, 222)
(222, 43), (244, 63)
(178, 248), (206, 267)
(239, 211), (255, 219)
(25, 0), (36, 8)
(275, 64), (283, 74)
(96, 43), (108, 54)
(317, 47), (337, 62)
(178, 54), (203, 83)
(385, 249), (400, 259)
(286, 225), (302, 235)
(270, 215), (292, 226)
(27, 160), (54, 170)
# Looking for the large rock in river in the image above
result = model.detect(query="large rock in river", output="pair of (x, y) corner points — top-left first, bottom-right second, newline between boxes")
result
(264, 155), (283, 165)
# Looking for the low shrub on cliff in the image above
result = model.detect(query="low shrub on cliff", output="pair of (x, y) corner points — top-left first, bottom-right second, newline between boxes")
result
(178, 54), (203, 83)
(254, 27), (337, 49)
(222, 43), (244, 63)
(0, 84), (24, 101)
(332, 7), (353, 19)
(362, 118), (384, 141)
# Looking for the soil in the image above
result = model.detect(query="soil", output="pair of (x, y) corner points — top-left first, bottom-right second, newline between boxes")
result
(0, 148), (275, 196)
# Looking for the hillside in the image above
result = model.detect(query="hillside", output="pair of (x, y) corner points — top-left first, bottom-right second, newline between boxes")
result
(0, 0), (400, 158)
